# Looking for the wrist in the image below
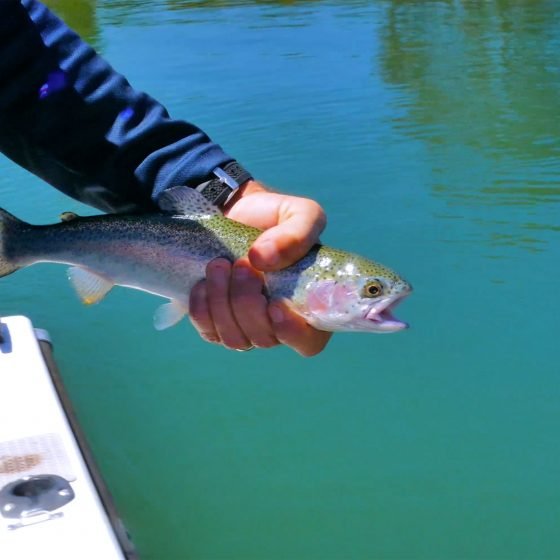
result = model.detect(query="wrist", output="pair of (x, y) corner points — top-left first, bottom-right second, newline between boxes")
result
(192, 161), (253, 208)
(223, 179), (267, 213)
(233, 178), (266, 197)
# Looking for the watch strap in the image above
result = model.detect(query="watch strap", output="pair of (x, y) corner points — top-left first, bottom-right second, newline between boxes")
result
(195, 161), (252, 207)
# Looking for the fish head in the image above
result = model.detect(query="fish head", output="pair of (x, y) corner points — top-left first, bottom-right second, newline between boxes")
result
(298, 251), (412, 333)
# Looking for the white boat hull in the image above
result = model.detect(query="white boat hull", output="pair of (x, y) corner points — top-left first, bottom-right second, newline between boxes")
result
(0, 316), (136, 559)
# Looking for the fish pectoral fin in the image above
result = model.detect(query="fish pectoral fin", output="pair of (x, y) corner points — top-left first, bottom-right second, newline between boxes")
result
(153, 300), (187, 331)
(68, 267), (114, 305)
(157, 186), (221, 220)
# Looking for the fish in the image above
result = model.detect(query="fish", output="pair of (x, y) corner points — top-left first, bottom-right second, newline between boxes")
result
(0, 187), (411, 333)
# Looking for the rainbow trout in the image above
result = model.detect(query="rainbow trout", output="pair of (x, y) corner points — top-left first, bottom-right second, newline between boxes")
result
(0, 187), (411, 332)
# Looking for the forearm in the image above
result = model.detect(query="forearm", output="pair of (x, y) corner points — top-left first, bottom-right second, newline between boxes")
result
(0, 0), (233, 212)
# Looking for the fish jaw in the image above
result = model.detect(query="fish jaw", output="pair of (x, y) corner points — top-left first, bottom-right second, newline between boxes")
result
(362, 294), (410, 333)
(297, 279), (411, 333)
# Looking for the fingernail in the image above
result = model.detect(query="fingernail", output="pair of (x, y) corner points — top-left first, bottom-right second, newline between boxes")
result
(256, 240), (279, 268)
(269, 305), (284, 324)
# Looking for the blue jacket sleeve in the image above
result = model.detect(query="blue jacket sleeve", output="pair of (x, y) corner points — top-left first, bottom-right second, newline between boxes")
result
(0, 0), (235, 212)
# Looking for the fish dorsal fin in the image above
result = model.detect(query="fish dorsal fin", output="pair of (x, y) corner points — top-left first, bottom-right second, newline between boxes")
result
(157, 186), (221, 220)
(60, 211), (80, 222)
(68, 267), (114, 305)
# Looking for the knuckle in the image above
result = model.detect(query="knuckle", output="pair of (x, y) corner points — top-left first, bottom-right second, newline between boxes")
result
(299, 198), (326, 224)
(232, 292), (266, 312)
(276, 233), (306, 260)
(230, 280), (262, 300)
(209, 294), (231, 309)
(308, 199), (325, 218)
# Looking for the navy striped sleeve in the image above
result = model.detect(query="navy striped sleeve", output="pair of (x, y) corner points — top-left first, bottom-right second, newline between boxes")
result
(0, 0), (234, 212)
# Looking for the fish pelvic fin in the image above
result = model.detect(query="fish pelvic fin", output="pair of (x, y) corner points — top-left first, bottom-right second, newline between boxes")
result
(157, 186), (221, 220)
(68, 267), (114, 305)
(154, 300), (187, 331)
(0, 208), (25, 278)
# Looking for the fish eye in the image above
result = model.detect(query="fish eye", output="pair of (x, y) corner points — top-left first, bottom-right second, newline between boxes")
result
(364, 281), (383, 298)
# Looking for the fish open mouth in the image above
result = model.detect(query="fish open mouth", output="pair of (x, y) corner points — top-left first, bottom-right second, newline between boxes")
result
(365, 295), (409, 331)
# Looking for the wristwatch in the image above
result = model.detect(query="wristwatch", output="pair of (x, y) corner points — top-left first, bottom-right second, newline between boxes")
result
(195, 161), (253, 207)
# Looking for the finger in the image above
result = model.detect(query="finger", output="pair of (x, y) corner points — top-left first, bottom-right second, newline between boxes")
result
(249, 200), (326, 272)
(230, 259), (280, 349)
(206, 258), (252, 350)
(189, 280), (220, 344)
(268, 300), (332, 357)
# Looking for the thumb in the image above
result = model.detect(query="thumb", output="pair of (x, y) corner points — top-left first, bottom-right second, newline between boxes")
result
(248, 201), (326, 271)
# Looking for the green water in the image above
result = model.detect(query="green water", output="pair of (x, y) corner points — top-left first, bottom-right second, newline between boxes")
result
(2, 1), (560, 558)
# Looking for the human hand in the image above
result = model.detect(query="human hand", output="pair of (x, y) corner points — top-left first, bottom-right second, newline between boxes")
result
(189, 180), (332, 356)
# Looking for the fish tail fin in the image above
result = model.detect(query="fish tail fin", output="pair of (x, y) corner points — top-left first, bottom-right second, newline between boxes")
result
(0, 208), (25, 277)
